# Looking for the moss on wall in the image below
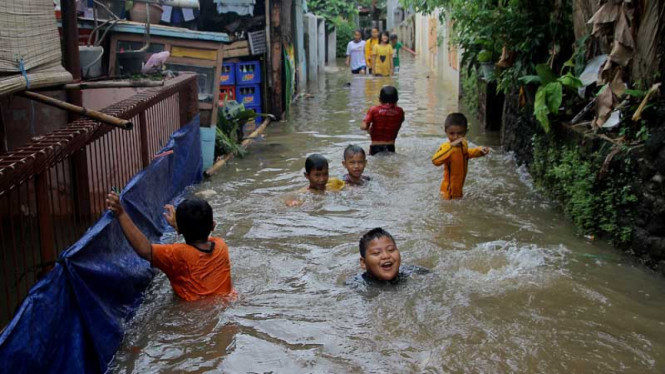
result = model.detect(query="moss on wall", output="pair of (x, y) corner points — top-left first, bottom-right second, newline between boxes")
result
(530, 133), (638, 245)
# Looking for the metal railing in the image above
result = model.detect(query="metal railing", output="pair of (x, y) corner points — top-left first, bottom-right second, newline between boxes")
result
(0, 73), (199, 327)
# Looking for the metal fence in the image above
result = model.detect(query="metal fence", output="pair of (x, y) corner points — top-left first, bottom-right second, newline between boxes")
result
(0, 73), (199, 327)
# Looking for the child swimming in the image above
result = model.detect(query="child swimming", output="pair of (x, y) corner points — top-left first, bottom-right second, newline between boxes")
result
(361, 86), (405, 155)
(342, 145), (370, 186)
(286, 154), (345, 207)
(347, 228), (429, 287)
(431, 113), (490, 200)
(106, 194), (235, 301)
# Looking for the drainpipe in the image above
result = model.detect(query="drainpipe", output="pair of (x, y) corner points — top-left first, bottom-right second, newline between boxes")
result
(60, 0), (92, 234)
(61, 0), (83, 112)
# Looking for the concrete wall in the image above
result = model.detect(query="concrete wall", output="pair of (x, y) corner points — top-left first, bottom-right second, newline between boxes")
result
(386, 0), (399, 31)
(414, 11), (460, 92)
(317, 17), (325, 72)
(326, 28), (336, 64)
(294, 0), (307, 91)
(305, 13), (318, 81)
(393, 14), (415, 50)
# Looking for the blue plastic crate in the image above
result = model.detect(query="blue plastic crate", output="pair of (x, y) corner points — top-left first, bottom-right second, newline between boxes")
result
(220, 62), (235, 85)
(236, 84), (261, 106)
(246, 104), (263, 124)
(244, 104), (262, 134)
(235, 60), (261, 85)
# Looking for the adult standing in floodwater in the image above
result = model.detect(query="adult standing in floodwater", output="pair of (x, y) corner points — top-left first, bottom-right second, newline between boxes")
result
(346, 30), (367, 75)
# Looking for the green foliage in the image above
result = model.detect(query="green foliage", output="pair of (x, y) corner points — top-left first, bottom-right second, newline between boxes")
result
(477, 49), (492, 63)
(531, 134), (637, 244)
(461, 65), (479, 112)
(215, 101), (257, 157)
(400, 0), (574, 95)
(334, 17), (356, 58)
(521, 64), (582, 132)
(307, 0), (357, 27)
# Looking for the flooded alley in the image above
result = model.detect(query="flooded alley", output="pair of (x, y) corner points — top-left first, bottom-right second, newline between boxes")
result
(111, 56), (665, 373)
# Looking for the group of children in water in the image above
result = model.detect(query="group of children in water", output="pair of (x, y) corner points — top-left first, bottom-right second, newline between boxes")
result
(346, 27), (415, 77)
(106, 81), (490, 301)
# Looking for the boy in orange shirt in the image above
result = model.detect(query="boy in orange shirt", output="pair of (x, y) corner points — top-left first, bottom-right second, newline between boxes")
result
(106, 193), (234, 301)
(431, 113), (490, 199)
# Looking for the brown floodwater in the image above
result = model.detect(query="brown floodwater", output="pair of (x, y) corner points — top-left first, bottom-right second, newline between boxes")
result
(110, 56), (665, 373)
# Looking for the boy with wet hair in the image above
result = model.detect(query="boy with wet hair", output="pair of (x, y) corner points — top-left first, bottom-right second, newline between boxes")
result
(286, 154), (345, 206)
(106, 194), (234, 301)
(361, 86), (405, 155)
(304, 153), (332, 192)
(342, 145), (370, 186)
(347, 227), (429, 286)
(432, 113), (490, 200)
(389, 34), (415, 73)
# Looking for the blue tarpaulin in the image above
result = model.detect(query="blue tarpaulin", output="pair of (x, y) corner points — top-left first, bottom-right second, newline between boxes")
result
(0, 116), (202, 373)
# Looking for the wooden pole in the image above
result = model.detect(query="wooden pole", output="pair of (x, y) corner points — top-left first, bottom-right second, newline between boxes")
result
(204, 118), (271, 177)
(19, 91), (134, 130)
(270, 0), (284, 119)
(64, 80), (165, 90)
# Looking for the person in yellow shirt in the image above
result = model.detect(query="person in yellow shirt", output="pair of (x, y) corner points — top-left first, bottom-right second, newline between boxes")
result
(371, 32), (394, 77)
(364, 27), (380, 74)
(431, 113), (490, 199)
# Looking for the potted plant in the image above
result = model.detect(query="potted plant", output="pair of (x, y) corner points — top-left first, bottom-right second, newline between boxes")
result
(477, 49), (495, 80)
(125, 1), (163, 24)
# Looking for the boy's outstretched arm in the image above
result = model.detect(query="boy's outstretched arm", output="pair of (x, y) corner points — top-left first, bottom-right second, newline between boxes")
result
(468, 146), (490, 158)
(106, 192), (152, 261)
(403, 45), (416, 55)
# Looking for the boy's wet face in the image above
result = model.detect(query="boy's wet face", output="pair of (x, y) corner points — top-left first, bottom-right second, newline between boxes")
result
(446, 125), (467, 143)
(361, 236), (401, 281)
(305, 166), (329, 191)
(342, 153), (366, 179)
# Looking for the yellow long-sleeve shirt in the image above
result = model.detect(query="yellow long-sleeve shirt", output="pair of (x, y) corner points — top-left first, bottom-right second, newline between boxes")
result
(432, 139), (486, 200)
(365, 38), (379, 70)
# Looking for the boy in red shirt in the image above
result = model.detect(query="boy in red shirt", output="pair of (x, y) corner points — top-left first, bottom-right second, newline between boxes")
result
(361, 86), (405, 155)
(106, 193), (234, 301)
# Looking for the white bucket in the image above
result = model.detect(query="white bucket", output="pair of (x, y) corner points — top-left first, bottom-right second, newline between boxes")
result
(79, 46), (104, 79)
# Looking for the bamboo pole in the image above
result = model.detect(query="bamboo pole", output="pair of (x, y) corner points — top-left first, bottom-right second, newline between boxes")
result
(64, 80), (164, 90)
(20, 91), (134, 130)
(204, 118), (272, 177)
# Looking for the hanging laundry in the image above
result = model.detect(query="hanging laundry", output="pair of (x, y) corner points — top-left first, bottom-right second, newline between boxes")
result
(214, 0), (256, 17)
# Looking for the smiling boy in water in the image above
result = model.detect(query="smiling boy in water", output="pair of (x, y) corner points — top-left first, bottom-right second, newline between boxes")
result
(347, 228), (429, 287)
(342, 145), (370, 186)
(432, 113), (490, 200)
(286, 154), (345, 207)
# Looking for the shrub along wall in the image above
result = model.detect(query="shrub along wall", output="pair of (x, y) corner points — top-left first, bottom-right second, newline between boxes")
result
(502, 92), (665, 275)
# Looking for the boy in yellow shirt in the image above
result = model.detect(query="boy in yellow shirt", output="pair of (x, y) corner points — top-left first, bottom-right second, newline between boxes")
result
(431, 113), (490, 199)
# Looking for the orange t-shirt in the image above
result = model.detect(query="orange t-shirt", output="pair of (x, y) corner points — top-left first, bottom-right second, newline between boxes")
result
(151, 237), (234, 301)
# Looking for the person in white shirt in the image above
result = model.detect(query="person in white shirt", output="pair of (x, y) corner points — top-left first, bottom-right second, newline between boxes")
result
(346, 30), (367, 75)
